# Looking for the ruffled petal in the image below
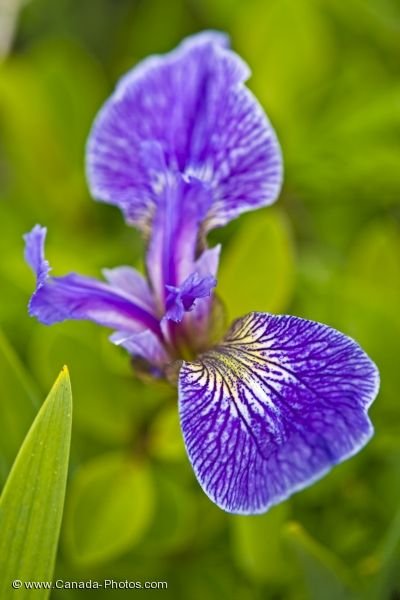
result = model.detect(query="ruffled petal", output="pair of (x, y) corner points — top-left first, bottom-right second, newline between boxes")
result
(24, 224), (50, 285)
(178, 312), (379, 514)
(176, 245), (223, 353)
(175, 245), (223, 353)
(186, 244), (221, 321)
(164, 271), (217, 323)
(24, 225), (161, 337)
(86, 31), (282, 230)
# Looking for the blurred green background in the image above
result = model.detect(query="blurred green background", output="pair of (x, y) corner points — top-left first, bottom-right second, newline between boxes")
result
(1, 0), (400, 598)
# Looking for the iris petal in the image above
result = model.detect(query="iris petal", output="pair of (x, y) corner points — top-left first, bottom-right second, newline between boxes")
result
(178, 312), (379, 514)
(146, 174), (214, 308)
(102, 266), (156, 313)
(110, 330), (170, 372)
(164, 271), (217, 323)
(86, 31), (282, 230)
(181, 245), (222, 339)
(24, 225), (161, 337)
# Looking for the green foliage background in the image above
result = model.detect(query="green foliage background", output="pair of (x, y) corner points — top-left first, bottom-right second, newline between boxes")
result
(1, 0), (399, 597)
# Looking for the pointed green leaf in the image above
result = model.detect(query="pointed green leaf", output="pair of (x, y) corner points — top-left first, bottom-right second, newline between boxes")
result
(0, 367), (72, 599)
(218, 209), (295, 322)
(64, 452), (155, 566)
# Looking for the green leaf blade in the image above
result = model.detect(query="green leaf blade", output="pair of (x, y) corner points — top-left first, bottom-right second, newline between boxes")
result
(0, 366), (72, 599)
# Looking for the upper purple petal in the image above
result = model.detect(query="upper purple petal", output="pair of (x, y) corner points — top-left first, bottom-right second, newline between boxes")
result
(178, 312), (379, 514)
(24, 225), (161, 337)
(86, 30), (282, 230)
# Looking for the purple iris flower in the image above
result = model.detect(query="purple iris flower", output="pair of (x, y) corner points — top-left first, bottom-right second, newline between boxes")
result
(24, 32), (379, 514)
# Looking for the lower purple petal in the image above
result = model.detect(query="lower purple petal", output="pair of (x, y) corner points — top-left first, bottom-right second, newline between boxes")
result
(178, 312), (379, 514)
